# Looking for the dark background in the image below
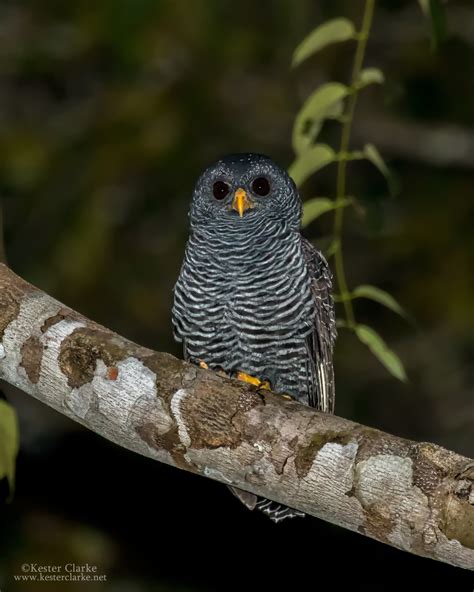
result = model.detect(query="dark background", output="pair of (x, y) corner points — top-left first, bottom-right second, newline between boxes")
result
(0, 0), (473, 589)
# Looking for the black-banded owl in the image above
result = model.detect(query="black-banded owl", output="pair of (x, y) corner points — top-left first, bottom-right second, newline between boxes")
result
(172, 153), (336, 522)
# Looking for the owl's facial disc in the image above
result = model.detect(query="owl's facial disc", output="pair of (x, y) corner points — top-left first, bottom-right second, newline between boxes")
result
(191, 154), (302, 230)
(232, 188), (254, 217)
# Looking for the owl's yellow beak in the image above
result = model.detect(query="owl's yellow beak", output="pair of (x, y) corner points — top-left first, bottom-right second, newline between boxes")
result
(232, 188), (254, 217)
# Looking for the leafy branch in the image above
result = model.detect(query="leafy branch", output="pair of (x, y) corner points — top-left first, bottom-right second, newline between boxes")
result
(333, 0), (375, 331)
(0, 202), (19, 500)
(289, 1), (407, 381)
(0, 398), (19, 500)
(418, 0), (447, 49)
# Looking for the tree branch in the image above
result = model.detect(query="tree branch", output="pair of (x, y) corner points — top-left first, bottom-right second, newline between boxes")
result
(0, 263), (472, 570)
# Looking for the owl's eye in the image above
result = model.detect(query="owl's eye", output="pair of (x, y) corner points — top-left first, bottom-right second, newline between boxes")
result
(212, 181), (230, 200)
(252, 177), (270, 196)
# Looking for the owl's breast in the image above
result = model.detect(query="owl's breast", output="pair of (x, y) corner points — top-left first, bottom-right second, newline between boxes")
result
(172, 231), (315, 375)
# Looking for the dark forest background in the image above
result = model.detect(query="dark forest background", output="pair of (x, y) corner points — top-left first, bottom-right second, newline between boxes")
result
(0, 0), (473, 589)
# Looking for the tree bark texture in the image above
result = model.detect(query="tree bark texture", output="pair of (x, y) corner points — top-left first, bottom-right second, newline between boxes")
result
(0, 263), (472, 570)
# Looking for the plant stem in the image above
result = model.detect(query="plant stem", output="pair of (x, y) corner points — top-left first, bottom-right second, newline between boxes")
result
(333, 0), (375, 329)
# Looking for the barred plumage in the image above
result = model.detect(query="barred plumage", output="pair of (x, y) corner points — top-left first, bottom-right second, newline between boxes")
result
(172, 153), (336, 521)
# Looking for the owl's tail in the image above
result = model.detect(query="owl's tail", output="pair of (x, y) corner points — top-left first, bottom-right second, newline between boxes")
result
(228, 486), (305, 523)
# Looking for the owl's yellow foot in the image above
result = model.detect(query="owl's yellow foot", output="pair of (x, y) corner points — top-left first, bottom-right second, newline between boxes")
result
(221, 369), (294, 400)
(235, 373), (292, 398)
(198, 360), (229, 379)
(236, 371), (268, 388)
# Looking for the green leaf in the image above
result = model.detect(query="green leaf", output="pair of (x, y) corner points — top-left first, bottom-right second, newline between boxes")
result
(346, 150), (364, 161)
(302, 198), (334, 226)
(353, 284), (407, 318)
(0, 400), (19, 499)
(355, 324), (407, 382)
(429, 0), (447, 47)
(363, 143), (395, 195)
(358, 67), (385, 89)
(292, 83), (349, 155)
(302, 197), (351, 227)
(418, 0), (447, 48)
(288, 144), (336, 187)
(418, 0), (429, 15)
(364, 143), (390, 177)
(292, 18), (356, 67)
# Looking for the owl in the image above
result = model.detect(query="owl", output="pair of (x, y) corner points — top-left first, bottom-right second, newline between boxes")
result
(172, 153), (336, 522)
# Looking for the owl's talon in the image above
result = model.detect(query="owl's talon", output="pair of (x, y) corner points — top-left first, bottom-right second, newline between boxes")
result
(236, 371), (262, 387)
(235, 372), (294, 401)
(198, 361), (230, 378)
(256, 380), (272, 402)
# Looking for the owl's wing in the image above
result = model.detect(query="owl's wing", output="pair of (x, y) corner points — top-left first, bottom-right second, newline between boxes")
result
(302, 238), (337, 412)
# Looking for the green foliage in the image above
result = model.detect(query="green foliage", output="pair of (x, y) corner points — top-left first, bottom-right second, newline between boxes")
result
(0, 399), (19, 500)
(418, 0), (447, 48)
(363, 143), (395, 195)
(292, 83), (349, 155)
(355, 325), (407, 382)
(418, 0), (429, 12)
(292, 18), (356, 68)
(302, 197), (351, 227)
(289, 144), (336, 187)
(290, 0), (411, 383)
(352, 285), (407, 318)
(357, 67), (384, 89)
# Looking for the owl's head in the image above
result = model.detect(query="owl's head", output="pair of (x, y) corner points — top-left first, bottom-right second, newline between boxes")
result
(190, 154), (302, 231)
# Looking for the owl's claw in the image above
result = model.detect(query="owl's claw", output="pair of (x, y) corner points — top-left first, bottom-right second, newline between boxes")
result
(234, 372), (271, 404)
(235, 373), (292, 399)
(236, 372), (258, 386)
(236, 371), (264, 387)
(197, 360), (229, 378)
(203, 366), (294, 400)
